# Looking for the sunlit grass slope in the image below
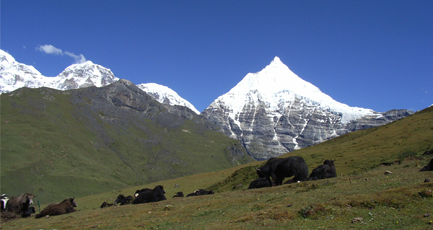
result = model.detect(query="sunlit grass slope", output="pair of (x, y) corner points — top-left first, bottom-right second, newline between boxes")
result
(2, 105), (432, 229)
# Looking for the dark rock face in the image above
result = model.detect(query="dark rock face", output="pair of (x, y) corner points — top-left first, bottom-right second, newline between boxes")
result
(202, 97), (413, 160)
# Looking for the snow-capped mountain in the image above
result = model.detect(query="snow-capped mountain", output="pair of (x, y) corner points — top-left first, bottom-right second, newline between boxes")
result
(137, 83), (200, 114)
(0, 49), (119, 93)
(48, 60), (119, 90)
(202, 57), (413, 159)
(0, 49), (47, 93)
(0, 50), (198, 114)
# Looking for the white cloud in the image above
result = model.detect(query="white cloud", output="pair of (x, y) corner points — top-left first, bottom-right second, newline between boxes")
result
(36, 44), (87, 64)
(64, 51), (86, 64)
(37, 44), (63, 55)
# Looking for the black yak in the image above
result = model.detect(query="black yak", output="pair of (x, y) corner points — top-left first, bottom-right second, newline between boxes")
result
(134, 188), (152, 197)
(186, 189), (214, 197)
(308, 159), (337, 181)
(248, 177), (271, 189)
(100, 202), (116, 208)
(132, 185), (166, 204)
(257, 156), (309, 186)
(114, 194), (133, 205)
(172, 192), (184, 198)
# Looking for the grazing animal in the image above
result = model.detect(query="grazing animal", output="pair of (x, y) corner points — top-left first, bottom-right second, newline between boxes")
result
(257, 156), (309, 186)
(132, 185), (166, 204)
(100, 202), (116, 208)
(6, 193), (35, 215)
(114, 194), (134, 205)
(307, 159), (337, 181)
(419, 158), (433, 172)
(134, 188), (152, 197)
(21, 206), (35, 218)
(35, 198), (77, 219)
(172, 192), (184, 198)
(1, 194), (9, 211)
(186, 189), (214, 197)
(248, 177), (271, 189)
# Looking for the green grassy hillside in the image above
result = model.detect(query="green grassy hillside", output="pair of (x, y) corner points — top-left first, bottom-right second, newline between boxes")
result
(0, 85), (253, 203)
(215, 105), (433, 192)
(1, 105), (432, 229)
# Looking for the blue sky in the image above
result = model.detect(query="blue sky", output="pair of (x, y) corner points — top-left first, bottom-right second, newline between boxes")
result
(2, 0), (432, 112)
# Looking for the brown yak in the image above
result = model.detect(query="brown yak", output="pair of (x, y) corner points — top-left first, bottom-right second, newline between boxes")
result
(35, 198), (77, 218)
(5, 193), (35, 215)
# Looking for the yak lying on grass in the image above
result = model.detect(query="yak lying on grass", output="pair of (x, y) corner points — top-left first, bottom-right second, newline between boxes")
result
(134, 188), (152, 197)
(100, 202), (116, 208)
(114, 194), (133, 205)
(257, 156), (309, 186)
(186, 189), (214, 197)
(132, 185), (166, 204)
(35, 198), (77, 219)
(248, 177), (271, 189)
(308, 159), (337, 181)
(6, 193), (35, 215)
(419, 158), (433, 172)
(173, 192), (184, 198)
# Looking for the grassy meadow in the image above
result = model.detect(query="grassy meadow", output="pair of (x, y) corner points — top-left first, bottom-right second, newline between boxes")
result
(0, 86), (253, 203)
(1, 106), (432, 229)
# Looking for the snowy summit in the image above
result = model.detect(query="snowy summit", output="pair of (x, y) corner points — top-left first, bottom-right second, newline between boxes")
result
(209, 56), (378, 125)
(137, 83), (200, 114)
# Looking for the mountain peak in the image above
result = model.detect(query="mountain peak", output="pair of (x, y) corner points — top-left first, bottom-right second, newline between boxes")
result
(270, 56), (283, 65)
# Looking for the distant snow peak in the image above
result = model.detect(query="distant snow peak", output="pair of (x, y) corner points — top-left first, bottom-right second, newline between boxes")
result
(0, 49), (118, 93)
(137, 83), (200, 114)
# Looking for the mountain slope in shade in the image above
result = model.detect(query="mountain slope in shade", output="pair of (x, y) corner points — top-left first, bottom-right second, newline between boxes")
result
(137, 83), (200, 114)
(202, 57), (413, 159)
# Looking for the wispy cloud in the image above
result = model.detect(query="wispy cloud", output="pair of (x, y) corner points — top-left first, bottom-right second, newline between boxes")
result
(64, 51), (86, 64)
(36, 44), (87, 64)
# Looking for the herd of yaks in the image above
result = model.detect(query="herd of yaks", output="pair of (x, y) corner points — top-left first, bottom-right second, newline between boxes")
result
(1, 156), (432, 221)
